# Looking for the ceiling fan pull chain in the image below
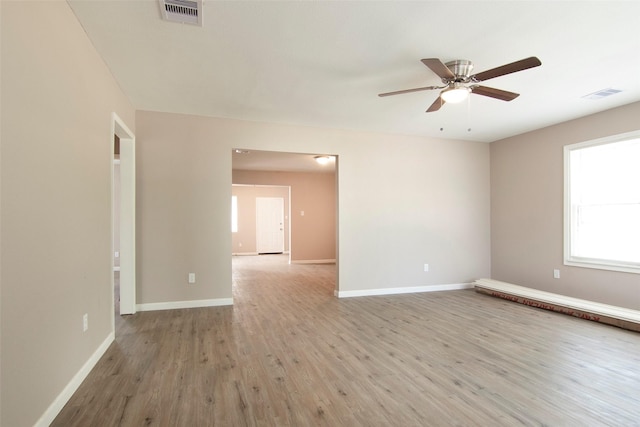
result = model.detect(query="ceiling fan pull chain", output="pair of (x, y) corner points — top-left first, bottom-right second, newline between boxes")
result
(468, 95), (473, 132)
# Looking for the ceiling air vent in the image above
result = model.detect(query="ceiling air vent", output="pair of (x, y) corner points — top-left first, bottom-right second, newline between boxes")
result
(158, 0), (203, 26)
(582, 88), (622, 100)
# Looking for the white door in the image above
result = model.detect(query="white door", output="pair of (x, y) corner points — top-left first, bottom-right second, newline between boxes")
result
(256, 197), (284, 254)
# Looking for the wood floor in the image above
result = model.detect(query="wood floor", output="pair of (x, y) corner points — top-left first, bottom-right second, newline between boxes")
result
(53, 255), (640, 426)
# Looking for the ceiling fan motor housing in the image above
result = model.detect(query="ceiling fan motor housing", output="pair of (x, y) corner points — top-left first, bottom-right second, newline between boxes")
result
(445, 60), (473, 83)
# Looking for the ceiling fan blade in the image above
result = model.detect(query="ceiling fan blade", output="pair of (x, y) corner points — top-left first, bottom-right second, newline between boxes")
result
(471, 85), (520, 101)
(471, 57), (541, 82)
(378, 86), (441, 97)
(426, 96), (445, 112)
(421, 58), (455, 80)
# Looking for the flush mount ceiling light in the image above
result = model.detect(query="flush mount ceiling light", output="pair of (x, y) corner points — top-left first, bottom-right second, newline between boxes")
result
(314, 156), (333, 165)
(440, 84), (471, 104)
(234, 149), (250, 154)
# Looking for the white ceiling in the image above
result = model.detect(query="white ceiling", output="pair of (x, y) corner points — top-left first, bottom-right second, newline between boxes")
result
(69, 0), (640, 146)
(232, 150), (336, 173)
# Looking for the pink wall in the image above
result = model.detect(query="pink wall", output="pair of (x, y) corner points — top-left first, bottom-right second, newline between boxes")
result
(233, 170), (336, 262)
(232, 185), (290, 254)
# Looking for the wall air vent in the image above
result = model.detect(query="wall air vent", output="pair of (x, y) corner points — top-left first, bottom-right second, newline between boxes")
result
(158, 0), (203, 26)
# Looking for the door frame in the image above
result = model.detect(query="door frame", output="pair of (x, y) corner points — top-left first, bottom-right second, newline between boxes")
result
(111, 112), (136, 322)
(231, 184), (292, 261)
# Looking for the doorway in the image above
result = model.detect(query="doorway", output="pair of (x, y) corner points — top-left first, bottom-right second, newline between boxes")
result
(112, 113), (136, 326)
(231, 149), (338, 295)
(232, 185), (291, 258)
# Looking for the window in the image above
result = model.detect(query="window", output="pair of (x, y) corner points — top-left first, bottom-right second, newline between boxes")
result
(231, 196), (238, 233)
(564, 131), (640, 273)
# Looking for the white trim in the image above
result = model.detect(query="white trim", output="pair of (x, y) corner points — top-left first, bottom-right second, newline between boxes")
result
(112, 111), (135, 138)
(111, 112), (136, 324)
(232, 252), (259, 256)
(563, 142), (571, 266)
(335, 283), (473, 298)
(232, 184), (290, 188)
(113, 266), (121, 272)
(137, 298), (233, 312)
(564, 258), (640, 275)
(291, 259), (336, 265)
(34, 332), (114, 427)
(474, 278), (640, 326)
(287, 186), (292, 264)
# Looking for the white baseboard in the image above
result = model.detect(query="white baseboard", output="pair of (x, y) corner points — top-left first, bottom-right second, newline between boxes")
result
(335, 283), (473, 298)
(291, 259), (336, 265)
(232, 252), (291, 257)
(35, 332), (115, 427)
(136, 297), (233, 312)
(474, 278), (640, 331)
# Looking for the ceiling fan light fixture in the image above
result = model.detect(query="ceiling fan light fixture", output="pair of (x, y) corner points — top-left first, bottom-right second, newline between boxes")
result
(440, 84), (470, 104)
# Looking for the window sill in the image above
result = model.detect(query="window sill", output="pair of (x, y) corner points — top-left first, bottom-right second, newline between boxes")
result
(564, 258), (640, 275)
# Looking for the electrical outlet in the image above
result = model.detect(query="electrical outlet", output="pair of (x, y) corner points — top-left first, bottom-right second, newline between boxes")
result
(114, 251), (120, 258)
(424, 264), (429, 272)
(83, 313), (89, 332)
(188, 273), (196, 284)
(553, 269), (560, 279)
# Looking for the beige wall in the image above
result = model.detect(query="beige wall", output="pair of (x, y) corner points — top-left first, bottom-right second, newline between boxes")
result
(491, 101), (640, 310)
(1, 2), (135, 426)
(233, 171), (337, 261)
(232, 184), (291, 254)
(4, 3), (638, 425)
(136, 110), (490, 302)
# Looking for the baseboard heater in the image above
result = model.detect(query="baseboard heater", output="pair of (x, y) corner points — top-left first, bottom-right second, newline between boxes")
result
(474, 278), (640, 333)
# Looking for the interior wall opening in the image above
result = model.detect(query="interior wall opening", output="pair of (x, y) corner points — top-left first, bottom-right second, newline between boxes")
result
(231, 149), (338, 296)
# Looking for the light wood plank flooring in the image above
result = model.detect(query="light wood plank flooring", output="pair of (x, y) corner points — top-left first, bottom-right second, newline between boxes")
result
(53, 255), (640, 426)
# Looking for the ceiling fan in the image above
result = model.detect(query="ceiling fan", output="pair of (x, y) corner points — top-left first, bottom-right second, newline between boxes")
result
(379, 57), (542, 112)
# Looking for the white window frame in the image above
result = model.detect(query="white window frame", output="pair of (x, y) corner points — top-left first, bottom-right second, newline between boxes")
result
(564, 130), (640, 274)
